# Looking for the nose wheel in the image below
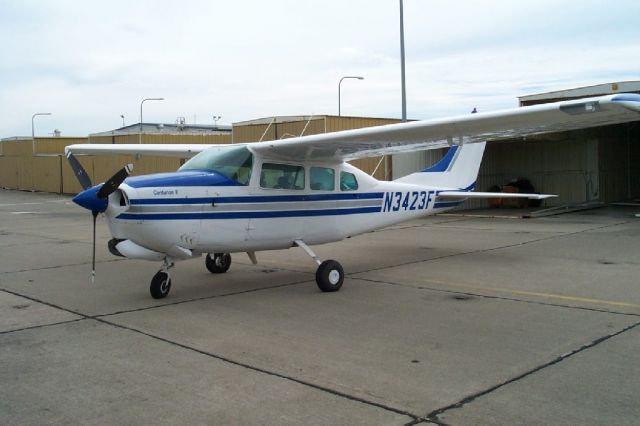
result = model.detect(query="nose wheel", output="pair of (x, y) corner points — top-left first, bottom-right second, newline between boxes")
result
(150, 271), (172, 299)
(150, 258), (174, 299)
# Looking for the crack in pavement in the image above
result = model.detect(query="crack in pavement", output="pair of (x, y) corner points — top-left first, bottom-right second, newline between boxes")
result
(0, 287), (421, 423)
(423, 320), (640, 424)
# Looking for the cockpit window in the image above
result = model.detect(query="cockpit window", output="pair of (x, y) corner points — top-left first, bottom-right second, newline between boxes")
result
(178, 145), (253, 185)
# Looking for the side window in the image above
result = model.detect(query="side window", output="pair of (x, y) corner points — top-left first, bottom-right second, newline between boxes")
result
(310, 167), (335, 191)
(340, 171), (358, 191)
(260, 163), (305, 190)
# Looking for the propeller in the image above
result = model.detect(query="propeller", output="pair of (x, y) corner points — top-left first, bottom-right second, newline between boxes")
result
(66, 152), (133, 282)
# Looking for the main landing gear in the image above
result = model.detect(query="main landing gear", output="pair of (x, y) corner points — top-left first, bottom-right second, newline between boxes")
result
(205, 253), (232, 274)
(148, 244), (343, 299)
(294, 240), (345, 292)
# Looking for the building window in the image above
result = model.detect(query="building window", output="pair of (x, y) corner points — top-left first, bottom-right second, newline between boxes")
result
(340, 171), (358, 191)
(310, 167), (335, 191)
(260, 163), (305, 190)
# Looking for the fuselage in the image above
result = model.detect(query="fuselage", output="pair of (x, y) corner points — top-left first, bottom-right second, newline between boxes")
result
(93, 145), (462, 260)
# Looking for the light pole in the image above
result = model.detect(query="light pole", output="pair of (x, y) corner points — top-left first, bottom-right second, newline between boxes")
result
(399, 0), (407, 122)
(32, 112), (52, 154)
(139, 97), (164, 143)
(338, 76), (364, 116)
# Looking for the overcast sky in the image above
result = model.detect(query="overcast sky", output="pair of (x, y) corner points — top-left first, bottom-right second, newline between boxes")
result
(1, 0), (639, 138)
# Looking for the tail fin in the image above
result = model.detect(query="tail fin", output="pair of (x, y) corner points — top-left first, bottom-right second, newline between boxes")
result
(394, 142), (486, 189)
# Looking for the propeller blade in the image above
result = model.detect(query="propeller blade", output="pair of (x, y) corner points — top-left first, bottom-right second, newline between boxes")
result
(96, 163), (133, 199)
(91, 211), (97, 284)
(66, 152), (92, 190)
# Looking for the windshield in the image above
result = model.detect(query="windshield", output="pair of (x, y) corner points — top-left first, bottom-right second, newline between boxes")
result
(178, 145), (253, 185)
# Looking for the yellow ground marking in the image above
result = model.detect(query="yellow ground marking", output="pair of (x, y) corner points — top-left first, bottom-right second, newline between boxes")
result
(420, 278), (640, 309)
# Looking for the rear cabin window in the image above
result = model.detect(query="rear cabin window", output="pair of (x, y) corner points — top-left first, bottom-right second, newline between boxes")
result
(260, 163), (305, 190)
(340, 171), (358, 191)
(310, 167), (335, 191)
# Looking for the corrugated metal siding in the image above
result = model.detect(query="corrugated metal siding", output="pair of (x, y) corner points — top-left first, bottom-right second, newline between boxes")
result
(88, 133), (231, 145)
(598, 124), (640, 202)
(1, 140), (34, 156)
(0, 156), (18, 189)
(232, 122), (276, 143)
(471, 135), (598, 208)
(326, 116), (401, 179)
(33, 156), (63, 193)
(34, 137), (88, 154)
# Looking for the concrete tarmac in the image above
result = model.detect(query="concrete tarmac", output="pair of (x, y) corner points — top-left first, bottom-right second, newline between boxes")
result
(1, 189), (639, 425)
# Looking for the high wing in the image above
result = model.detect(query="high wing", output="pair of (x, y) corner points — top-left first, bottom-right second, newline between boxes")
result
(66, 94), (640, 161)
(254, 94), (640, 162)
(65, 143), (214, 158)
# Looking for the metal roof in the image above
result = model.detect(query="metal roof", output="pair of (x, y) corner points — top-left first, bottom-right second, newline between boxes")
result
(519, 81), (640, 106)
(89, 122), (232, 137)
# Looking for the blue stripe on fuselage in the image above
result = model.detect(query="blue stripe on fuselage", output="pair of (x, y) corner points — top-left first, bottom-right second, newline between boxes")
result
(130, 192), (385, 205)
(117, 206), (381, 220)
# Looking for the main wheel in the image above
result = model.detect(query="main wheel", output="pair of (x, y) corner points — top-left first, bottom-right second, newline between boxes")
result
(150, 271), (171, 299)
(205, 253), (232, 274)
(315, 260), (344, 292)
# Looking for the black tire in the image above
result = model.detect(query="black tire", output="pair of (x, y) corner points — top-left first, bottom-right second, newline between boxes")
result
(316, 260), (344, 292)
(150, 271), (171, 299)
(205, 253), (232, 274)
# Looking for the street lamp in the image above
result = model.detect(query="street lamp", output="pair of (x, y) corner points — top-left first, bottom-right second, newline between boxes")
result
(139, 97), (164, 143)
(32, 112), (52, 154)
(338, 76), (364, 116)
(399, 0), (407, 122)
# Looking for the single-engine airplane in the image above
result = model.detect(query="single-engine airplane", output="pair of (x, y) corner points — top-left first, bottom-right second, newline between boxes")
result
(66, 94), (640, 298)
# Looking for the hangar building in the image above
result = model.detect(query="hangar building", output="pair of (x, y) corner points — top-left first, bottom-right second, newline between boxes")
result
(393, 81), (640, 206)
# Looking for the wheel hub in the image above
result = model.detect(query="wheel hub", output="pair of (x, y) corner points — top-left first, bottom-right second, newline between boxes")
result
(328, 270), (340, 285)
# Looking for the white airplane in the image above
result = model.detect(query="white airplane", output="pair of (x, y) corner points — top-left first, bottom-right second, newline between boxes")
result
(66, 94), (640, 298)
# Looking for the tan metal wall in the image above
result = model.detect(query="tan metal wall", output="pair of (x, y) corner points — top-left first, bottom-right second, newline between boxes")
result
(0, 137), (88, 194)
(0, 133), (231, 194)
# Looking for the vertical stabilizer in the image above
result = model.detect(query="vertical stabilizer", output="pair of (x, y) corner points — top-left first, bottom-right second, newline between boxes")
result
(394, 142), (486, 189)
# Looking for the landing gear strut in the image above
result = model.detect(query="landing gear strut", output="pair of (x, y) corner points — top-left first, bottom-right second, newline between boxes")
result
(205, 253), (232, 274)
(150, 258), (174, 299)
(294, 240), (344, 292)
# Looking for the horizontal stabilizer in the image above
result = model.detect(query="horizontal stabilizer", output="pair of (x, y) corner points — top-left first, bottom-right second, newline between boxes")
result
(437, 191), (557, 200)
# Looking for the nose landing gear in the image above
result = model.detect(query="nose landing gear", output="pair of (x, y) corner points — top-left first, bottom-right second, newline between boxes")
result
(150, 258), (174, 299)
